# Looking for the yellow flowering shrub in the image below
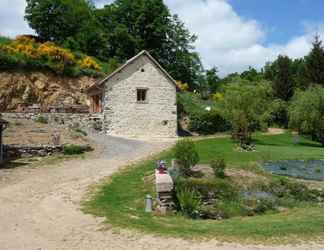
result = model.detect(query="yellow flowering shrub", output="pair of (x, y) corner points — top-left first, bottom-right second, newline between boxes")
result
(78, 56), (101, 70)
(2, 38), (38, 59)
(0, 36), (104, 75)
(212, 92), (224, 102)
(38, 42), (76, 64)
(176, 81), (189, 91)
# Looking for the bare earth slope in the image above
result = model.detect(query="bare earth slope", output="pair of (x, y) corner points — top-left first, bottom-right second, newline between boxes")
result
(0, 135), (323, 250)
(0, 71), (95, 111)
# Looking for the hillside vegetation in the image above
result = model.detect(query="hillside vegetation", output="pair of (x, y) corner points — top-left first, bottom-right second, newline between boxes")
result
(0, 35), (107, 111)
(0, 35), (108, 77)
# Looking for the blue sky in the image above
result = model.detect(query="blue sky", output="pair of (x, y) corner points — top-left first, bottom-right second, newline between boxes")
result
(229, 0), (324, 45)
(1, 0), (324, 75)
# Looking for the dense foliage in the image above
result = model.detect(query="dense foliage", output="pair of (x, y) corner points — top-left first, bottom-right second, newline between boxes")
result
(289, 86), (324, 145)
(174, 139), (200, 176)
(0, 35), (104, 76)
(24, 0), (206, 88)
(222, 78), (273, 145)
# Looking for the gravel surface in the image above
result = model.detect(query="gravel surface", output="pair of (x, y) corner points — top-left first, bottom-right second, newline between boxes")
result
(0, 135), (324, 250)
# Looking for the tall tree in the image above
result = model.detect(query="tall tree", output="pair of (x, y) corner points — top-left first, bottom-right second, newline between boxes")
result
(305, 35), (324, 86)
(205, 67), (220, 93)
(96, 0), (202, 89)
(222, 78), (273, 146)
(25, 0), (106, 58)
(273, 55), (294, 101)
(240, 66), (263, 82)
(289, 86), (324, 145)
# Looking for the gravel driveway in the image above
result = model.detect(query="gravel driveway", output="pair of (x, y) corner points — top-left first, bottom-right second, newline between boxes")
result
(0, 135), (323, 250)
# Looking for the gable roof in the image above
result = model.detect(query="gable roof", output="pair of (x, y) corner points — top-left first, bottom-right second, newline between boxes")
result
(86, 50), (177, 93)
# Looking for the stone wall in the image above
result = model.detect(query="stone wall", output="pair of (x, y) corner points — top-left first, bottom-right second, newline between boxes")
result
(103, 54), (177, 138)
(2, 113), (104, 131)
(3, 144), (92, 159)
(4, 145), (63, 159)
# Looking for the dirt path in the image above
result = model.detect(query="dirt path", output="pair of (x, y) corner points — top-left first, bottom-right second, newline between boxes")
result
(0, 136), (323, 250)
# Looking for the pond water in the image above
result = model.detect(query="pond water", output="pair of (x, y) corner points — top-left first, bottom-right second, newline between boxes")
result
(262, 160), (324, 181)
(242, 191), (274, 200)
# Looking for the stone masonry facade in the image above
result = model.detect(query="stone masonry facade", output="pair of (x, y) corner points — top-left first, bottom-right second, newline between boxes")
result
(99, 52), (177, 138)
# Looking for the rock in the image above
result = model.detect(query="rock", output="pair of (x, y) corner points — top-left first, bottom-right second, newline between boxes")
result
(34, 80), (46, 90)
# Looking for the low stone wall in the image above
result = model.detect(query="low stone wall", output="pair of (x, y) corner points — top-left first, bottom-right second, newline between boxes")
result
(3, 144), (92, 159)
(4, 145), (63, 159)
(2, 113), (104, 131)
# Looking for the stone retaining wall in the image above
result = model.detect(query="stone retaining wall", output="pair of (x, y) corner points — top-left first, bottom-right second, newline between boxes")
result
(4, 145), (63, 159)
(2, 113), (104, 131)
(3, 144), (91, 159)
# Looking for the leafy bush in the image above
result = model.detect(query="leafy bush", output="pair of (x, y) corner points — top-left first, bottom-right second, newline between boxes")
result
(200, 200), (248, 220)
(63, 144), (86, 155)
(176, 81), (189, 91)
(176, 178), (238, 201)
(211, 159), (226, 178)
(176, 187), (201, 218)
(189, 110), (230, 134)
(265, 178), (321, 202)
(222, 78), (273, 146)
(289, 87), (324, 146)
(254, 198), (276, 214)
(217, 200), (249, 218)
(174, 139), (200, 176)
(34, 115), (48, 124)
(268, 99), (289, 128)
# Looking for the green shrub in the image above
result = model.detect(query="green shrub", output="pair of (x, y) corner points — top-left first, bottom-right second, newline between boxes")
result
(34, 115), (48, 124)
(176, 187), (201, 219)
(189, 110), (230, 135)
(200, 200), (249, 219)
(176, 178), (238, 201)
(216, 200), (249, 218)
(211, 159), (226, 178)
(63, 144), (86, 155)
(174, 139), (200, 176)
(74, 128), (88, 136)
(254, 198), (276, 214)
(266, 178), (320, 202)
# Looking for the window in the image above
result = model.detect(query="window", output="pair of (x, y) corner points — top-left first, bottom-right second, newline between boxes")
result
(137, 88), (148, 103)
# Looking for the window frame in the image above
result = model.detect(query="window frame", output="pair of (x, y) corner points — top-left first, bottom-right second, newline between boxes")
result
(136, 88), (149, 104)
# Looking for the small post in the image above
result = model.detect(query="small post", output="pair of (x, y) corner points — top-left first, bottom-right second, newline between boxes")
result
(145, 194), (153, 213)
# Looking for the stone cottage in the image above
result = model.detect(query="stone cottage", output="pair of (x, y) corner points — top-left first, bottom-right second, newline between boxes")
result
(87, 50), (178, 138)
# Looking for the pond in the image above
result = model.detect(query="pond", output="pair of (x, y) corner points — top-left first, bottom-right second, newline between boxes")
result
(262, 160), (324, 181)
(242, 191), (275, 200)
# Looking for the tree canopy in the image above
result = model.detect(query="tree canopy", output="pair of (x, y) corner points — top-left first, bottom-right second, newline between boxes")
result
(25, 0), (204, 89)
(25, 0), (104, 57)
(222, 78), (273, 145)
(289, 86), (324, 145)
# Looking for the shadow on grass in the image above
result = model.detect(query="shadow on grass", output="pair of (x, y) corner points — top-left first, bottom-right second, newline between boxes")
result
(297, 142), (323, 148)
(0, 160), (29, 169)
(251, 139), (283, 147)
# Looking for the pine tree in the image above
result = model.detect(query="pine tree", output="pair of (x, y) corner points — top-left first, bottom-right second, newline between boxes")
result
(273, 55), (294, 101)
(305, 35), (324, 86)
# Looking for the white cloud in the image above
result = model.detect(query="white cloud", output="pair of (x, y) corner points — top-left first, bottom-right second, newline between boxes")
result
(0, 0), (322, 76)
(0, 0), (34, 37)
(164, 0), (320, 76)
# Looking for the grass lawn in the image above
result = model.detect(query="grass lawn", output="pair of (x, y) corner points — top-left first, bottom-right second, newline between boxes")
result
(83, 133), (324, 243)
